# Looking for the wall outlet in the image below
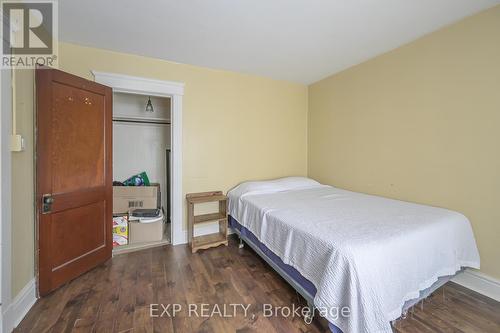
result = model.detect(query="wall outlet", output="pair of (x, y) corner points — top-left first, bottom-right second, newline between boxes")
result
(10, 134), (25, 152)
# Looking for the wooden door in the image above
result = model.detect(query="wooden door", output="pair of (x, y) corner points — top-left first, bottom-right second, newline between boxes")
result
(36, 67), (113, 295)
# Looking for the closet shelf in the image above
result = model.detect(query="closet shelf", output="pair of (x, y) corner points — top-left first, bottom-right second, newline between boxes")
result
(112, 116), (171, 125)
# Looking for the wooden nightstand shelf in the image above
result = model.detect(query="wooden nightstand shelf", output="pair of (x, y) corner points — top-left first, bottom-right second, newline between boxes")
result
(186, 191), (228, 253)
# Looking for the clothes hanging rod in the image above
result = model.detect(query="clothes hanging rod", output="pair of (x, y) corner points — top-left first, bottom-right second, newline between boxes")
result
(112, 117), (171, 125)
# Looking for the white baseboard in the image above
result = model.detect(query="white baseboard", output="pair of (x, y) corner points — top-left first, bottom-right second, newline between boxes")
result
(2, 278), (37, 332)
(180, 224), (234, 244)
(452, 269), (500, 302)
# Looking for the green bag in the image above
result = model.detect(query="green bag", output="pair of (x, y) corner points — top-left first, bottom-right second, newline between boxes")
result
(123, 171), (150, 186)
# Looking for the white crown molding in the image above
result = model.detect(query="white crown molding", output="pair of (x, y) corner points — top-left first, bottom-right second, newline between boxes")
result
(452, 269), (500, 302)
(2, 278), (37, 332)
(91, 71), (184, 97)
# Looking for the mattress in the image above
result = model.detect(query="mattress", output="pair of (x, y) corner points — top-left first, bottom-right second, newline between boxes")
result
(227, 177), (480, 333)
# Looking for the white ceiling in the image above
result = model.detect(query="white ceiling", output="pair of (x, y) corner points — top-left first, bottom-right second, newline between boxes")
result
(59, 0), (499, 84)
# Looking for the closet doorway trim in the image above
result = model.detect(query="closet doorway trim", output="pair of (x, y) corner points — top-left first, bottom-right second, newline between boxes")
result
(92, 71), (185, 245)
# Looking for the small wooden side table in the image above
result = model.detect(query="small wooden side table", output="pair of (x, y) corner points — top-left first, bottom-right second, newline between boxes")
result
(186, 191), (228, 253)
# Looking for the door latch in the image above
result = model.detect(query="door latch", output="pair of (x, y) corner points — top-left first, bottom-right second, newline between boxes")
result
(42, 194), (54, 214)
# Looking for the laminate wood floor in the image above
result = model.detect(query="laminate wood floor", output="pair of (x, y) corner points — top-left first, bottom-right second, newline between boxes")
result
(15, 236), (500, 333)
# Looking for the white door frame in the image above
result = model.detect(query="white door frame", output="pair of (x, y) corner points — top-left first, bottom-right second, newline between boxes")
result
(0, 68), (13, 332)
(92, 71), (185, 245)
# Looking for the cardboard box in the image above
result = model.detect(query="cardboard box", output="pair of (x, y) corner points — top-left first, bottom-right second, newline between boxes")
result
(112, 216), (128, 247)
(129, 219), (164, 244)
(113, 184), (159, 214)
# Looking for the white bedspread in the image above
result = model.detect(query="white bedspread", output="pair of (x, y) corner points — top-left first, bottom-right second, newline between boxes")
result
(228, 177), (480, 333)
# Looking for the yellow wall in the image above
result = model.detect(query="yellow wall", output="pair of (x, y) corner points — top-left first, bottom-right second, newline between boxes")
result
(11, 42), (307, 297)
(308, 6), (500, 279)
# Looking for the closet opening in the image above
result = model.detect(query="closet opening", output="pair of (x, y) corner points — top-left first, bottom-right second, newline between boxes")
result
(111, 92), (172, 254)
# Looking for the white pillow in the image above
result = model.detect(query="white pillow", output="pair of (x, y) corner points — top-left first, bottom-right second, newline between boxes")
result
(228, 177), (322, 199)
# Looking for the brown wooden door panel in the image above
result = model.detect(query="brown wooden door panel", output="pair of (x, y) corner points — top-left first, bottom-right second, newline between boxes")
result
(50, 201), (107, 268)
(36, 67), (113, 296)
(50, 187), (106, 212)
(51, 82), (106, 193)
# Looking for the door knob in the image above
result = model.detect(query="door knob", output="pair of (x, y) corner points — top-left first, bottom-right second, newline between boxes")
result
(42, 194), (54, 214)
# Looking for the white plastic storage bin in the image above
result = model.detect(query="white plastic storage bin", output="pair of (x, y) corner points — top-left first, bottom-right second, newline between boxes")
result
(129, 213), (164, 244)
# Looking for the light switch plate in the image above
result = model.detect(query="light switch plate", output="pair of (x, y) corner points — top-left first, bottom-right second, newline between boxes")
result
(10, 134), (25, 152)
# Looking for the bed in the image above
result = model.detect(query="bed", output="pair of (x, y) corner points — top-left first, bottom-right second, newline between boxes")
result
(227, 177), (480, 333)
